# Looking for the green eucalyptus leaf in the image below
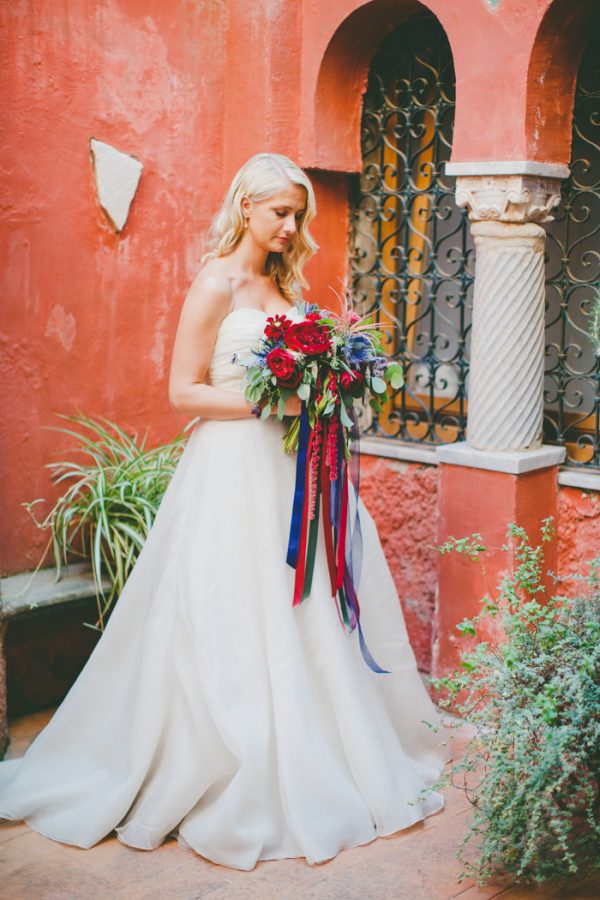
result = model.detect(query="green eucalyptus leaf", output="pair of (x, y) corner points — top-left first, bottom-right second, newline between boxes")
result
(339, 403), (354, 428)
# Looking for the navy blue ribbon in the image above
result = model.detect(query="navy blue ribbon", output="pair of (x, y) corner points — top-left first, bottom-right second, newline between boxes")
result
(346, 407), (364, 590)
(286, 403), (310, 569)
(287, 401), (390, 675)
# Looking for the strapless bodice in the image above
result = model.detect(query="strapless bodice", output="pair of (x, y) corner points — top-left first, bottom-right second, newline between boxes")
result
(208, 305), (301, 392)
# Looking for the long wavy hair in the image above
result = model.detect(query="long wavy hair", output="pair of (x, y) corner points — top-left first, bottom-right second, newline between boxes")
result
(200, 153), (319, 302)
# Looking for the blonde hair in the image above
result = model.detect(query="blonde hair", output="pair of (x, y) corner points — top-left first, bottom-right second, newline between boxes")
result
(200, 153), (319, 302)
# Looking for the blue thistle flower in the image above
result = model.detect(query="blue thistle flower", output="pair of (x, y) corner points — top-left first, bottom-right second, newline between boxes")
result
(251, 346), (271, 368)
(341, 333), (376, 366)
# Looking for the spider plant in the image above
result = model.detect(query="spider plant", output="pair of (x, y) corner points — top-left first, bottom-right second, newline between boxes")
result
(24, 412), (194, 631)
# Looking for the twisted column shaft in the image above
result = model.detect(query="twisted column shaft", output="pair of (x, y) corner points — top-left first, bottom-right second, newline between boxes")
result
(467, 221), (546, 451)
(452, 173), (564, 454)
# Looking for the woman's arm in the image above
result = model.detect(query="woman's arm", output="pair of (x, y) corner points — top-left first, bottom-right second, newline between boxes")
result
(168, 271), (301, 420)
(168, 271), (253, 420)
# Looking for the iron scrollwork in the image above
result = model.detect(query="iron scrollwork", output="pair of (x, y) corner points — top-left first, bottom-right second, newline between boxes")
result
(544, 26), (600, 468)
(349, 15), (474, 446)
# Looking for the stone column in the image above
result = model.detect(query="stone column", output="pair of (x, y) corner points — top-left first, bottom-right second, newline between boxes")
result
(467, 221), (545, 449)
(432, 165), (569, 679)
(456, 174), (562, 451)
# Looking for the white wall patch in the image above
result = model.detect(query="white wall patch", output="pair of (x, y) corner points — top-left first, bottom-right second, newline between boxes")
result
(90, 138), (143, 233)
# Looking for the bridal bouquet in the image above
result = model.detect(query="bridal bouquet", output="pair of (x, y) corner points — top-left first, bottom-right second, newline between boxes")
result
(237, 300), (403, 454)
(236, 293), (403, 673)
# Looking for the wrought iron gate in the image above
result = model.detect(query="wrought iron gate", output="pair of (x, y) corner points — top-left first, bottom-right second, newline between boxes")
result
(349, 14), (474, 447)
(544, 23), (600, 468)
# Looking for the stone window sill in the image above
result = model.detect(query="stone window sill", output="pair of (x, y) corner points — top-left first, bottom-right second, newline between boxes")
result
(360, 437), (600, 491)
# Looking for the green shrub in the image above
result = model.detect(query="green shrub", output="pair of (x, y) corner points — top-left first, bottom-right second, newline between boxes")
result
(430, 519), (600, 885)
(25, 412), (192, 630)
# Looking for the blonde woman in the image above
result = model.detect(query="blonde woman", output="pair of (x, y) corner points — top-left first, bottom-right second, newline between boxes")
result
(0, 153), (449, 870)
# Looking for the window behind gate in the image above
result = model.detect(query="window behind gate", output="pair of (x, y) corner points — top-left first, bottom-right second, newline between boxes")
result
(349, 14), (474, 448)
(544, 25), (600, 468)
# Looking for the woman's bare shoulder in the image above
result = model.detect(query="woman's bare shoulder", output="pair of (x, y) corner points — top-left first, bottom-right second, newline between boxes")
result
(184, 261), (233, 321)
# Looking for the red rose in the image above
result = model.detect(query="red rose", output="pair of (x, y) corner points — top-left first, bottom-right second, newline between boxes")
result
(265, 314), (291, 342)
(340, 370), (364, 397)
(306, 312), (322, 321)
(266, 348), (302, 388)
(285, 321), (331, 355)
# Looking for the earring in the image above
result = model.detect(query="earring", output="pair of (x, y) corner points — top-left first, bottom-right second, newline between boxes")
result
(244, 218), (249, 229)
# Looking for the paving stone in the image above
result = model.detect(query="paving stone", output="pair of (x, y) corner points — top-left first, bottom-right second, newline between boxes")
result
(1, 710), (596, 900)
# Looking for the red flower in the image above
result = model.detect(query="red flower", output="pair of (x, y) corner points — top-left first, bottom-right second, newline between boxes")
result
(340, 370), (365, 397)
(285, 321), (331, 356)
(266, 348), (302, 388)
(265, 314), (292, 342)
(306, 311), (322, 322)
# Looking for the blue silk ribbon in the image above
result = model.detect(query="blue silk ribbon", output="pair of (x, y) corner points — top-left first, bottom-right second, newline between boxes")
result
(286, 401), (389, 675)
(286, 403), (310, 568)
(338, 415), (390, 675)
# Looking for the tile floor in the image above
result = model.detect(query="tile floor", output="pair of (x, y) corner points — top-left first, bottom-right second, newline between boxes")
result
(1, 709), (598, 900)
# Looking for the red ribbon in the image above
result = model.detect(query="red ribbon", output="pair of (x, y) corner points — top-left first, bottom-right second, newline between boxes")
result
(287, 407), (389, 674)
(320, 425), (338, 598)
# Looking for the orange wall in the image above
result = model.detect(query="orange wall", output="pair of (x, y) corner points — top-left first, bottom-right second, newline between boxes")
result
(1, 1), (226, 571)
(299, 0), (594, 170)
(2, 0), (596, 574)
(360, 462), (600, 674)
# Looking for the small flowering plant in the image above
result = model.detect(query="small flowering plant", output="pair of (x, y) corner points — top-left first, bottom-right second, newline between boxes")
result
(236, 293), (404, 456)
(235, 290), (403, 674)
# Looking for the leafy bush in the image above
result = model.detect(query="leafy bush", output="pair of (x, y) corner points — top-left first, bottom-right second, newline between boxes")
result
(430, 519), (600, 885)
(26, 413), (192, 630)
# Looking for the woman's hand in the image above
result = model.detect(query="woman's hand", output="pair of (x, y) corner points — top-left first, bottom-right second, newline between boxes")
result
(266, 395), (301, 417)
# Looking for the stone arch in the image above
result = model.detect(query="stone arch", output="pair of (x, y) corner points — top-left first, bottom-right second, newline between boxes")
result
(312, 0), (454, 172)
(526, 0), (598, 163)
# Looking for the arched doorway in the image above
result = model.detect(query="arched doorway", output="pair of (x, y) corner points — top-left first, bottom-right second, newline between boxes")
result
(349, 13), (473, 448)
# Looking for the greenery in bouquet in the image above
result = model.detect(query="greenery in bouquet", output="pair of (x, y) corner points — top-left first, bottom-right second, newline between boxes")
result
(235, 291), (403, 454)
(429, 519), (600, 886)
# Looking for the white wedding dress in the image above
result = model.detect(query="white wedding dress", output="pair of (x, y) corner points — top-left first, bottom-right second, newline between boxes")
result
(0, 305), (450, 870)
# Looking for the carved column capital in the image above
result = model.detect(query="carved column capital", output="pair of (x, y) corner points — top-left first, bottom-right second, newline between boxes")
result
(455, 174), (563, 224)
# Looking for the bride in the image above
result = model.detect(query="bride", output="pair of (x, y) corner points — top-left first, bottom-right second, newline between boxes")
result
(0, 152), (450, 871)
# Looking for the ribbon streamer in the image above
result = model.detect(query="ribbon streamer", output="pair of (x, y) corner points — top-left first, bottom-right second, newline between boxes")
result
(286, 401), (389, 674)
(286, 403), (310, 569)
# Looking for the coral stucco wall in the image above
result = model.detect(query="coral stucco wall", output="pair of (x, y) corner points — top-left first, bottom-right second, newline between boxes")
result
(557, 487), (600, 588)
(1, 0), (227, 572)
(300, 0), (597, 170)
(359, 468), (600, 673)
(360, 458), (439, 671)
